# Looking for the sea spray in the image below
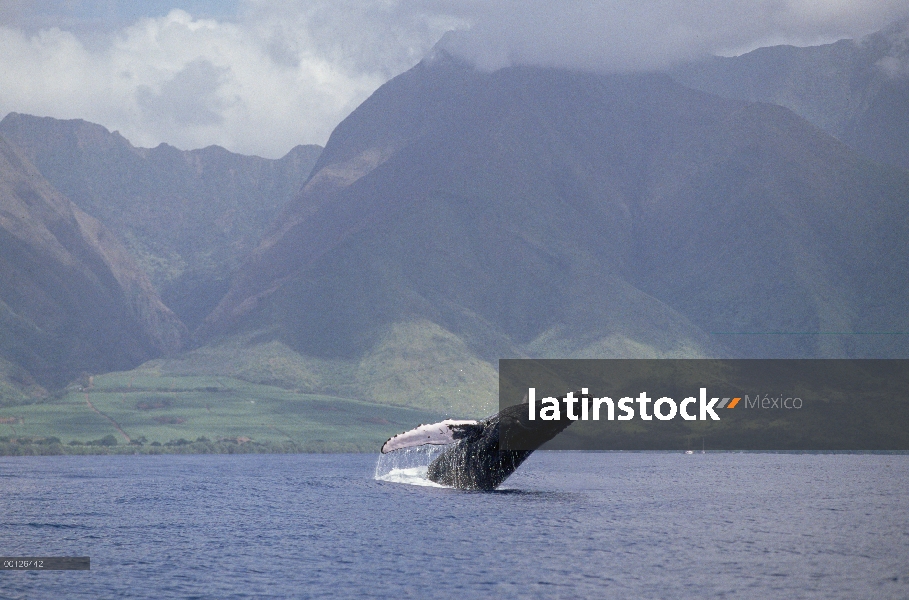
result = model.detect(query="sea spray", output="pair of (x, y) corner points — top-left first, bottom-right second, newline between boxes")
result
(374, 445), (448, 487)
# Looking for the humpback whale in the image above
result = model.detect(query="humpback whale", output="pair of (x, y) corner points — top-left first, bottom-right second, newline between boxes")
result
(381, 395), (576, 491)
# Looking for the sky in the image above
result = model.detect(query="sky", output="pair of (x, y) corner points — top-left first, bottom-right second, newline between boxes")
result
(1, 1), (908, 158)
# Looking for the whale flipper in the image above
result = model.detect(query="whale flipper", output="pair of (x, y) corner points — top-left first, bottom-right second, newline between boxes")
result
(381, 419), (482, 453)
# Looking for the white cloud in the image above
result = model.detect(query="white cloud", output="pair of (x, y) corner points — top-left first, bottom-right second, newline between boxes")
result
(0, 4), (455, 157)
(0, 1), (907, 157)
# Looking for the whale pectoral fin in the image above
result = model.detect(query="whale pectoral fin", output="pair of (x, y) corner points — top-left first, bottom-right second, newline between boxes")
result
(381, 419), (481, 453)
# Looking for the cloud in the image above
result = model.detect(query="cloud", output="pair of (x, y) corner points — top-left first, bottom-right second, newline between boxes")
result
(136, 59), (229, 126)
(0, 1), (907, 157)
(872, 18), (909, 79)
(0, 3), (456, 157)
(436, 0), (909, 72)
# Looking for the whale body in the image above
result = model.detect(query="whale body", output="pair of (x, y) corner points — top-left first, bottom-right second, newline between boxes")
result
(381, 397), (575, 491)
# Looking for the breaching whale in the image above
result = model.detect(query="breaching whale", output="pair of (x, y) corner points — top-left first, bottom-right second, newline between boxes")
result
(381, 395), (576, 490)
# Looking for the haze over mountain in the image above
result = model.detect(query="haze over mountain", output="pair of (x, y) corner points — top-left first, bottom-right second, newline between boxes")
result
(0, 113), (322, 329)
(0, 135), (185, 400)
(167, 49), (909, 414)
(671, 19), (909, 171)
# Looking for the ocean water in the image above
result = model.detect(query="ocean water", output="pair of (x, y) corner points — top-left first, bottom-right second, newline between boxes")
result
(1, 451), (907, 599)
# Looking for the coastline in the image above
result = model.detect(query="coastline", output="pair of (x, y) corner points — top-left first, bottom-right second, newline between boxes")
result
(0, 438), (375, 456)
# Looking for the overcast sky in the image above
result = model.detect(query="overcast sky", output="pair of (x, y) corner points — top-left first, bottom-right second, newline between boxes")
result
(1, 1), (907, 158)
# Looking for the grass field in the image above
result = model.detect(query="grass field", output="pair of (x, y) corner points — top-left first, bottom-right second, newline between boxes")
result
(137, 324), (501, 418)
(0, 372), (446, 454)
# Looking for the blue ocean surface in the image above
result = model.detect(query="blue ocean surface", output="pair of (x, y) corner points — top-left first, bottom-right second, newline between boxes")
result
(1, 452), (907, 599)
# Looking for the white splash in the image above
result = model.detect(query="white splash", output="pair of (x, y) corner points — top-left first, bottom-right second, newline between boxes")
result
(374, 445), (449, 487)
(377, 466), (445, 487)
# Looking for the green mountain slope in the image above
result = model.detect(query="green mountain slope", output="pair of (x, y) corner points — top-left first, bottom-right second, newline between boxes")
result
(0, 135), (186, 396)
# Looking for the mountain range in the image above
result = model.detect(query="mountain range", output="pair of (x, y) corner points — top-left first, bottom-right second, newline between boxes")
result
(0, 113), (321, 329)
(192, 50), (908, 416)
(2, 22), (908, 416)
(671, 19), (909, 171)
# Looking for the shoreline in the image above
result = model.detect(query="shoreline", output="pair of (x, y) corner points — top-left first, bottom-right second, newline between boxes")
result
(0, 439), (376, 456)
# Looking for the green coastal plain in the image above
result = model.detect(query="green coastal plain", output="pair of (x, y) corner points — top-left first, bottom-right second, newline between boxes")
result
(0, 371), (445, 456)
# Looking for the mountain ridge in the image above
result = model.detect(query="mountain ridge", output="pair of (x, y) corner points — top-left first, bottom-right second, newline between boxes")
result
(670, 19), (909, 171)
